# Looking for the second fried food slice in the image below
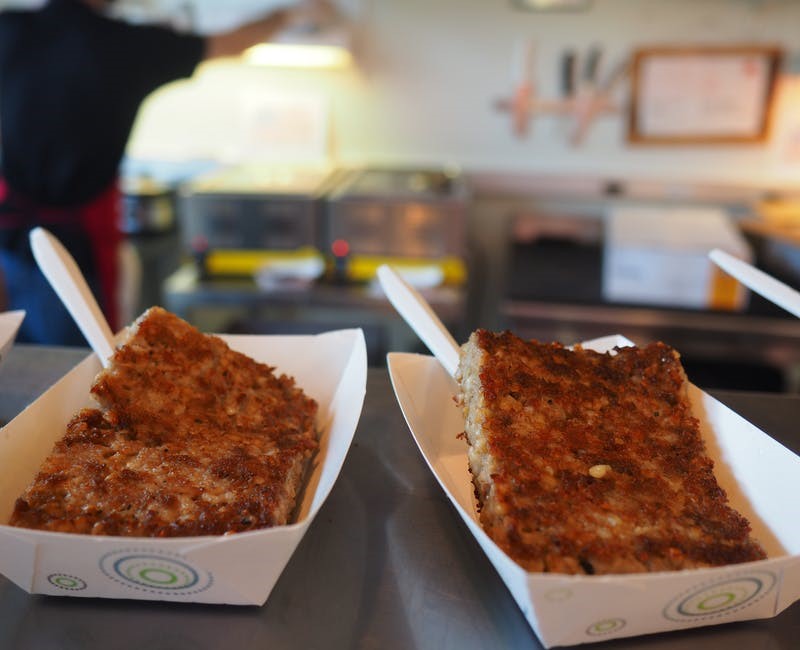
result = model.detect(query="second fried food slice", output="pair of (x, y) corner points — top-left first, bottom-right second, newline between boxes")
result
(457, 329), (766, 574)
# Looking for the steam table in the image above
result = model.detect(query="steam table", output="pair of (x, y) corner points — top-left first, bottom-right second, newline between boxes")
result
(0, 344), (797, 650)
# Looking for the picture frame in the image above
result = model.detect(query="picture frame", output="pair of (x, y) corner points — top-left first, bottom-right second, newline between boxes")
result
(628, 45), (783, 145)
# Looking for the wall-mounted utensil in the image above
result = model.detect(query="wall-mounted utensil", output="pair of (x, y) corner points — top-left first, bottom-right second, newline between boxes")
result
(561, 49), (577, 97)
(495, 43), (627, 145)
(582, 45), (603, 92)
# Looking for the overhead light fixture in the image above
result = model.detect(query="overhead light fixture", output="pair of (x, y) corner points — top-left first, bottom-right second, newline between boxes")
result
(512, 0), (592, 11)
(244, 42), (353, 69)
(244, 7), (354, 70)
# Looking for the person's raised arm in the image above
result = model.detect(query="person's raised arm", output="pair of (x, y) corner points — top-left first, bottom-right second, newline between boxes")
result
(204, 1), (337, 60)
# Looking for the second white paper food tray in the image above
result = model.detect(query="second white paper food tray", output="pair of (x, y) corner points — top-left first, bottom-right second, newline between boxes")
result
(386, 335), (800, 648)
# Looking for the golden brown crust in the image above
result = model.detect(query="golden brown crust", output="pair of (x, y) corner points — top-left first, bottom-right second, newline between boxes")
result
(9, 307), (318, 537)
(457, 329), (766, 574)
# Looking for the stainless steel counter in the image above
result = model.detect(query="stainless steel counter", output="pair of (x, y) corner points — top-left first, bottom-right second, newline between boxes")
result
(0, 344), (798, 650)
(161, 264), (469, 365)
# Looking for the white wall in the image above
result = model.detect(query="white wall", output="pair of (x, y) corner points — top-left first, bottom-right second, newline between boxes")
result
(128, 0), (800, 189)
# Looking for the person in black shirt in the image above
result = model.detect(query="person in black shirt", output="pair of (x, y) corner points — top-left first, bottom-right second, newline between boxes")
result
(0, 0), (316, 344)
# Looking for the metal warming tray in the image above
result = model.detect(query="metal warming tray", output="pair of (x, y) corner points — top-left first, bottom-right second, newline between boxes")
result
(323, 167), (470, 284)
(178, 165), (342, 276)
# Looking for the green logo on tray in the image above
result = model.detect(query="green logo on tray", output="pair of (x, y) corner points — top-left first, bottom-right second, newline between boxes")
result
(99, 550), (213, 595)
(586, 618), (626, 636)
(47, 574), (87, 591)
(663, 572), (776, 622)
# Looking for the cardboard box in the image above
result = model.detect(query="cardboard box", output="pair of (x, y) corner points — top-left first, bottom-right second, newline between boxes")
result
(0, 329), (367, 605)
(387, 336), (800, 648)
(603, 206), (752, 310)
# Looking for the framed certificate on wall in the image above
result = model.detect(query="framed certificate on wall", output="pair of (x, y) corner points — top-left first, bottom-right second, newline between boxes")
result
(628, 46), (783, 144)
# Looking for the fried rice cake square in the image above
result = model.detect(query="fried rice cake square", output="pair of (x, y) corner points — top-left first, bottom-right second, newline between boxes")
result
(9, 307), (318, 537)
(456, 329), (766, 574)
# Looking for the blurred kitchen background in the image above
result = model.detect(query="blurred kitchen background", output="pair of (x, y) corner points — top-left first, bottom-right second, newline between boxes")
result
(36, 0), (800, 389)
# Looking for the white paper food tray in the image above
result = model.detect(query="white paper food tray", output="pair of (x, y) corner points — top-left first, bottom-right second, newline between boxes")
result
(0, 310), (25, 363)
(0, 328), (367, 605)
(387, 335), (800, 648)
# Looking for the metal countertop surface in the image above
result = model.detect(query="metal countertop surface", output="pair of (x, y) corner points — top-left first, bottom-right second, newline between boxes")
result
(0, 344), (798, 650)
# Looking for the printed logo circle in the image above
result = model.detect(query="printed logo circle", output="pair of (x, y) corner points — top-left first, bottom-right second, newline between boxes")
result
(663, 571), (776, 622)
(47, 574), (87, 591)
(100, 550), (213, 595)
(544, 588), (574, 602)
(586, 618), (626, 636)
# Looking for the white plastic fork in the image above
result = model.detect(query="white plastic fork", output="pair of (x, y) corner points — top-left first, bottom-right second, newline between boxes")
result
(29, 227), (116, 367)
(709, 247), (800, 320)
(376, 264), (460, 377)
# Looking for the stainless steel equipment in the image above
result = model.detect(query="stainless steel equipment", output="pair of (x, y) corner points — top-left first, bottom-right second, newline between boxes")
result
(119, 174), (182, 320)
(178, 165), (341, 276)
(161, 165), (473, 360)
(323, 167), (470, 284)
(120, 175), (177, 236)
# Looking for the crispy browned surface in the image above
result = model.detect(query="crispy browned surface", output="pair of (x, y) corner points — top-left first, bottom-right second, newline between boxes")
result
(9, 307), (318, 537)
(457, 329), (766, 574)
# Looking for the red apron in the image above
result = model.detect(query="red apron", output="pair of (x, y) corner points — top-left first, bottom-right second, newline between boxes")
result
(0, 178), (122, 332)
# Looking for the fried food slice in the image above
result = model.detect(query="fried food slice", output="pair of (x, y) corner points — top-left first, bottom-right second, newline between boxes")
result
(10, 307), (318, 536)
(456, 329), (766, 574)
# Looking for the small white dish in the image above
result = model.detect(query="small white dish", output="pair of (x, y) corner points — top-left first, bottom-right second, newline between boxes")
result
(0, 310), (25, 363)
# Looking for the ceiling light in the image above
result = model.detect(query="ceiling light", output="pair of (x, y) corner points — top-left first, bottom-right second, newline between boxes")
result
(244, 42), (353, 69)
